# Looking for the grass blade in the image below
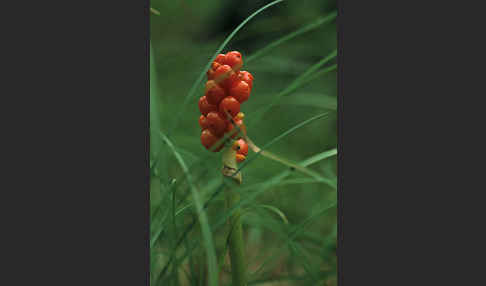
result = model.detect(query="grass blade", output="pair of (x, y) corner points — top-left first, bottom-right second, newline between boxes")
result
(159, 132), (219, 286)
(246, 11), (337, 63)
(257, 204), (289, 224)
(294, 63), (337, 90)
(301, 148), (337, 166)
(248, 50), (337, 125)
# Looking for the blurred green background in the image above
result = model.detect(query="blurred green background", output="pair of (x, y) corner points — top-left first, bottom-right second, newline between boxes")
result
(150, 0), (337, 285)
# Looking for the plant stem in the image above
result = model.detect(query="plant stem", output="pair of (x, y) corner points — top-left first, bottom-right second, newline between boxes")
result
(222, 147), (246, 286)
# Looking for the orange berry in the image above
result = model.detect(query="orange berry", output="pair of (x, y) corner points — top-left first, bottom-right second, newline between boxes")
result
(198, 96), (218, 116)
(232, 140), (240, 151)
(212, 64), (233, 85)
(229, 80), (251, 103)
(215, 53), (226, 64)
(236, 154), (246, 163)
(235, 139), (248, 156)
(201, 129), (223, 152)
(238, 71), (253, 90)
(206, 111), (227, 136)
(226, 118), (246, 139)
(199, 115), (210, 129)
(205, 80), (226, 105)
(224, 51), (243, 71)
(219, 96), (240, 118)
(207, 62), (222, 80)
(212, 61), (221, 69)
(224, 71), (240, 90)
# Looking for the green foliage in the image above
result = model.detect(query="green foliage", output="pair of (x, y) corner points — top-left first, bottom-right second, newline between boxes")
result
(150, 0), (338, 285)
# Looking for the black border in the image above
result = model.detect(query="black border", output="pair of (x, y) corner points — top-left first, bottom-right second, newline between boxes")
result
(5, 0), (152, 284)
(337, 1), (343, 286)
(144, 0), (151, 285)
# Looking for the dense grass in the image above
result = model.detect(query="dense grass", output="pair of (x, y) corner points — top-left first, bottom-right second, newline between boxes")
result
(150, 0), (337, 285)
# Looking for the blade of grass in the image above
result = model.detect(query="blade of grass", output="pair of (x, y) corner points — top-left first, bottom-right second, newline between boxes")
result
(248, 50), (337, 125)
(294, 63), (337, 90)
(257, 204), (289, 224)
(246, 11), (337, 63)
(301, 148), (337, 166)
(169, 0), (285, 135)
(239, 177), (336, 192)
(150, 44), (170, 192)
(288, 241), (319, 283)
(276, 93), (337, 110)
(275, 50), (337, 98)
(248, 271), (332, 285)
(150, 44), (161, 172)
(249, 201), (337, 278)
(150, 7), (160, 15)
(159, 132), (219, 286)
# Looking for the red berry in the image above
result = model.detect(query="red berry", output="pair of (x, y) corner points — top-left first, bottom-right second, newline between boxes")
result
(206, 111), (227, 136)
(215, 54), (226, 64)
(224, 71), (240, 90)
(201, 129), (223, 152)
(224, 51), (243, 71)
(238, 71), (253, 90)
(236, 139), (248, 156)
(229, 80), (250, 103)
(198, 96), (218, 116)
(226, 118), (246, 139)
(219, 96), (240, 118)
(207, 62), (222, 80)
(236, 154), (246, 163)
(212, 61), (221, 69)
(212, 65), (233, 85)
(199, 115), (210, 129)
(205, 80), (226, 105)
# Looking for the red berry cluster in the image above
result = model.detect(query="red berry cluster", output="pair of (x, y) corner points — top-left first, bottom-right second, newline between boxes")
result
(199, 51), (254, 161)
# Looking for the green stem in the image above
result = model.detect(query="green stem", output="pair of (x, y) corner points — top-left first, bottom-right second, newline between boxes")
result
(222, 147), (246, 286)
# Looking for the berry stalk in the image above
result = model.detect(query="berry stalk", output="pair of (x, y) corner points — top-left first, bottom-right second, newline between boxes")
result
(222, 146), (246, 286)
(199, 51), (251, 285)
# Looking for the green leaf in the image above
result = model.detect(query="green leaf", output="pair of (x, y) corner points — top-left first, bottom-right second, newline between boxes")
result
(150, 8), (160, 16)
(159, 132), (219, 286)
(248, 50), (337, 125)
(257, 204), (289, 224)
(246, 11), (337, 63)
(301, 148), (337, 167)
(276, 93), (336, 110)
